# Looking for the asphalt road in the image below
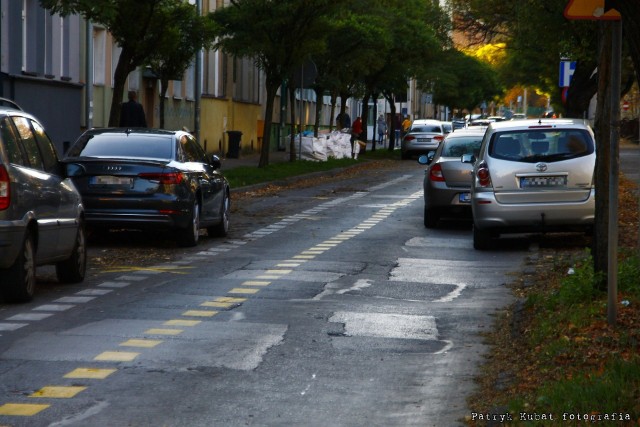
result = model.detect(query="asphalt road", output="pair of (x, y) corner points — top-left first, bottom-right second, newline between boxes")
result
(0, 147), (636, 426)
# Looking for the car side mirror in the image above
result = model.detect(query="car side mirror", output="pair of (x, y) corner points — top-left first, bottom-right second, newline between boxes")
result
(461, 153), (475, 164)
(211, 154), (222, 170)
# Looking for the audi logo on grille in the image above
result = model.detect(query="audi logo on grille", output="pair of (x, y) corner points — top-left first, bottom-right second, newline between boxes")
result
(535, 162), (548, 172)
(104, 165), (122, 171)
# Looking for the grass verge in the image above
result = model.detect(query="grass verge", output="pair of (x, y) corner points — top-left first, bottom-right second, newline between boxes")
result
(224, 147), (400, 189)
(466, 175), (640, 426)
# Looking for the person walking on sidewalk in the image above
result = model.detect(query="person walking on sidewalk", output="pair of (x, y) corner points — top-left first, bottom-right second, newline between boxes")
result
(120, 91), (147, 128)
(351, 116), (363, 159)
(376, 114), (387, 146)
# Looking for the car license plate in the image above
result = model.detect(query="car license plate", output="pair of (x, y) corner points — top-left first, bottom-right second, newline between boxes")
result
(91, 175), (133, 186)
(520, 176), (567, 187)
(417, 138), (431, 142)
(459, 192), (471, 203)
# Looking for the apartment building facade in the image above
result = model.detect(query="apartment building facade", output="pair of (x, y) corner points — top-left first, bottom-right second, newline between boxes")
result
(4, 1), (356, 157)
(0, 0), (83, 153)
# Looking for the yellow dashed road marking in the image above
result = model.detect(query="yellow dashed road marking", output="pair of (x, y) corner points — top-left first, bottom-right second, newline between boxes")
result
(242, 281), (270, 286)
(265, 269), (292, 274)
(64, 368), (117, 379)
(229, 288), (259, 294)
(120, 339), (162, 348)
(145, 328), (183, 335)
(165, 319), (201, 326)
(94, 351), (140, 362)
(30, 386), (86, 398)
(216, 297), (246, 303)
(182, 310), (217, 317)
(201, 301), (233, 308)
(0, 403), (49, 416)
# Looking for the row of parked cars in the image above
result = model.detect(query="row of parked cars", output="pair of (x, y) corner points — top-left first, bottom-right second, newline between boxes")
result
(417, 118), (596, 250)
(0, 99), (230, 302)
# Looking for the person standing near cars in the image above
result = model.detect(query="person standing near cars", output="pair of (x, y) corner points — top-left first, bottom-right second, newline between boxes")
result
(377, 114), (387, 146)
(351, 116), (363, 159)
(401, 115), (412, 137)
(120, 90), (147, 127)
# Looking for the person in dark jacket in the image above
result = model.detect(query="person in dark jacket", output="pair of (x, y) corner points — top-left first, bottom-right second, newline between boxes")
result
(119, 90), (147, 127)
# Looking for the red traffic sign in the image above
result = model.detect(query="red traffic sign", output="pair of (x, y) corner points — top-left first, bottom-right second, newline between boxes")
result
(623, 101), (630, 111)
(564, 0), (621, 20)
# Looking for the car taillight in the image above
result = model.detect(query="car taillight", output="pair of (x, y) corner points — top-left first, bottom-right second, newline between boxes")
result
(433, 135), (444, 142)
(429, 163), (445, 182)
(404, 135), (416, 142)
(476, 164), (491, 187)
(0, 165), (10, 210)
(138, 172), (185, 184)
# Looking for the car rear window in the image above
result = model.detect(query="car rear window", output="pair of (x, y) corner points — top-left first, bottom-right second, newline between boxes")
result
(489, 129), (594, 162)
(66, 133), (175, 160)
(442, 136), (482, 157)
(411, 126), (441, 133)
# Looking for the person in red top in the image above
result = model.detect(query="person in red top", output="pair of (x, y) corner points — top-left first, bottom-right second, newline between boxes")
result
(351, 116), (363, 159)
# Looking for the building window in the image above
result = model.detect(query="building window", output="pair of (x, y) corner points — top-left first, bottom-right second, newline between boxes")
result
(173, 78), (182, 99)
(111, 42), (121, 88)
(233, 56), (260, 104)
(93, 27), (106, 85)
(185, 62), (194, 100)
(128, 67), (140, 91)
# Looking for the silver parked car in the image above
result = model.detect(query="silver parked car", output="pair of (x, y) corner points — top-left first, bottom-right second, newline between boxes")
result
(401, 119), (444, 159)
(0, 99), (86, 302)
(465, 119), (596, 250)
(418, 129), (485, 228)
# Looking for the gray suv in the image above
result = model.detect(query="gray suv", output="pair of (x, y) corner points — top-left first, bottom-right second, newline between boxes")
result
(465, 119), (596, 250)
(0, 99), (86, 302)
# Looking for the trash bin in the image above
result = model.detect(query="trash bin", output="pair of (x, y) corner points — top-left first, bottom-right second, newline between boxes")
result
(226, 130), (242, 158)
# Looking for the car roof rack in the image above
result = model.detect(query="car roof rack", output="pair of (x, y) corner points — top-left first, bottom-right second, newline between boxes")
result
(0, 97), (23, 111)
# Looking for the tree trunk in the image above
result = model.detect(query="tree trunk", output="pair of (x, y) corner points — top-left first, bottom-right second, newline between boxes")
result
(384, 92), (398, 151)
(109, 48), (136, 127)
(565, 62), (598, 119)
(329, 91), (337, 132)
(289, 85), (297, 161)
(159, 78), (169, 129)
(593, 23), (613, 290)
(313, 86), (324, 137)
(259, 83), (279, 168)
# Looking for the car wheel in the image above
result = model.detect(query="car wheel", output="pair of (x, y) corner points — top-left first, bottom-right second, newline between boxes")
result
(473, 225), (493, 250)
(2, 231), (36, 302)
(56, 223), (87, 283)
(179, 200), (200, 247)
(207, 192), (230, 238)
(424, 206), (439, 228)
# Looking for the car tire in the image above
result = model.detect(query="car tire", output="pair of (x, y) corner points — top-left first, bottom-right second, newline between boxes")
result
(179, 200), (200, 247)
(2, 231), (36, 303)
(473, 225), (493, 250)
(56, 223), (87, 283)
(207, 192), (230, 238)
(424, 206), (439, 228)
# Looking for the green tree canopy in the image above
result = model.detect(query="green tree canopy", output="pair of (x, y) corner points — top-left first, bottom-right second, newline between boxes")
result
(211, 0), (347, 166)
(40, 0), (215, 127)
